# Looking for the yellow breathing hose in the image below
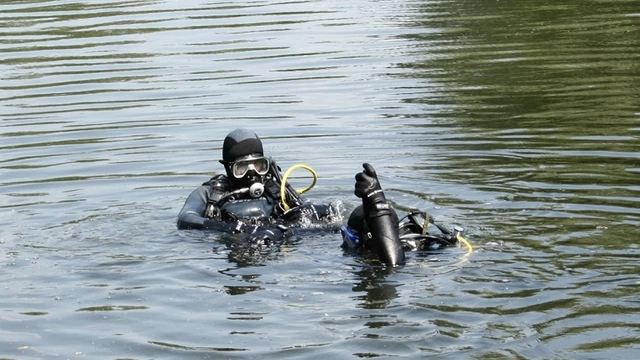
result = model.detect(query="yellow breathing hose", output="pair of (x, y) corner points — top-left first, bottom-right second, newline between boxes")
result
(280, 164), (318, 211)
(457, 235), (473, 259)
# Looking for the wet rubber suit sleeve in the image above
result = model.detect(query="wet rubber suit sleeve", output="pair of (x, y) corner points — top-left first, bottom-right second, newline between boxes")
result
(178, 186), (233, 231)
(176, 185), (285, 243)
(177, 185), (241, 232)
(354, 163), (406, 266)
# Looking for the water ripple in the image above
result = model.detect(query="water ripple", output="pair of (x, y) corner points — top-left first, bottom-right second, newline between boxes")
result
(1, 1), (639, 359)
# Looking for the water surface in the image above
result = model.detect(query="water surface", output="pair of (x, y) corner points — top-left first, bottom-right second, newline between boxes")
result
(1, 0), (639, 359)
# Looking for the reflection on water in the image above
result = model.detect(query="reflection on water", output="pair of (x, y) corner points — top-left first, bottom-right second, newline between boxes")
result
(1, 0), (639, 359)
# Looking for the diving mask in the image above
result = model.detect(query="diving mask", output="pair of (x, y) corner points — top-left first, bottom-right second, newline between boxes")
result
(230, 156), (270, 178)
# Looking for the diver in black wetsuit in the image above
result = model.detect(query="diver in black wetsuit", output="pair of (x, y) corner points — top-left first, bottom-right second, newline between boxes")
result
(177, 128), (338, 244)
(177, 129), (463, 266)
(341, 163), (462, 266)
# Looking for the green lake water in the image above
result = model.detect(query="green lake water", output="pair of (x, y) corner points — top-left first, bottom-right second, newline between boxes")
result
(1, 1), (638, 359)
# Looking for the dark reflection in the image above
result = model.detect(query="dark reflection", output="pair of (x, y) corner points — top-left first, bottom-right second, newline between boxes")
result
(223, 285), (262, 296)
(76, 305), (148, 312)
(387, 0), (640, 243)
(211, 234), (290, 296)
(395, 0), (639, 149)
(19, 311), (48, 316)
(227, 312), (265, 321)
(148, 340), (247, 352)
(399, 0), (639, 125)
(215, 233), (289, 268)
(216, 248), (267, 296)
(350, 262), (400, 309)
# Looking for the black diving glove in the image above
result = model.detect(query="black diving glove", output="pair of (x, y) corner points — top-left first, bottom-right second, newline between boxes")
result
(354, 163), (391, 217)
(354, 163), (405, 266)
(244, 226), (285, 247)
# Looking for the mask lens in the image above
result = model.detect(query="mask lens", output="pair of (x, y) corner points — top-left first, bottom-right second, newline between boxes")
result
(231, 162), (246, 178)
(231, 157), (270, 178)
(252, 157), (269, 175)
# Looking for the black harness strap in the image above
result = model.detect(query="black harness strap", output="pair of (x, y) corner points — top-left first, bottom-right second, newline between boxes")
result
(203, 174), (230, 219)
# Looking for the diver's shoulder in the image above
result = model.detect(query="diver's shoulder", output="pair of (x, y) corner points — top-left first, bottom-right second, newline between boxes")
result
(202, 174), (229, 188)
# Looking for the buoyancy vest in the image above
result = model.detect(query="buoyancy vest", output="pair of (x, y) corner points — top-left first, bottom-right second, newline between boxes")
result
(202, 174), (282, 224)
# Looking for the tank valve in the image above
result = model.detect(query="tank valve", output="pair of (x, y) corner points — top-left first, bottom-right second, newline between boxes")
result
(453, 226), (464, 238)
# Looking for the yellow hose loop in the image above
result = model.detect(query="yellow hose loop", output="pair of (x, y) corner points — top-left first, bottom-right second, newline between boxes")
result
(280, 164), (318, 211)
(457, 235), (473, 259)
(417, 235), (473, 269)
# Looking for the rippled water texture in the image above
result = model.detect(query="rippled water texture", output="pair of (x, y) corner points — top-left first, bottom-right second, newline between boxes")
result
(1, 0), (639, 359)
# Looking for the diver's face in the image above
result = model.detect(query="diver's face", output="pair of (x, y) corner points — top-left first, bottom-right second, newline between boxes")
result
(227, 155), (269, 188)
(230, 156), (270, 178)
(237, 171), (262, 188)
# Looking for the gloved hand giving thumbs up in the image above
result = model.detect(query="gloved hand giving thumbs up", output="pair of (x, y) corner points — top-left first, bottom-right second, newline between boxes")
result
(355, 163), (390, 217)
(353, 163), (405, 266)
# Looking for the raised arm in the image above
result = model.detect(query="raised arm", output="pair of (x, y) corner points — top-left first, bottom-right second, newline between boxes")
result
(354, 163), (406, 266)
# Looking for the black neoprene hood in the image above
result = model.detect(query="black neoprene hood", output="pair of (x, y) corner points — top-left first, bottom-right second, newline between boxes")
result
(222, 128), (264, 163)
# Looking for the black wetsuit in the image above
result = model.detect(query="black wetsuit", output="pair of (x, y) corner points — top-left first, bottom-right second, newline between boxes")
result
(177, 174), (338, 237)
(397, 215), (459, 251)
